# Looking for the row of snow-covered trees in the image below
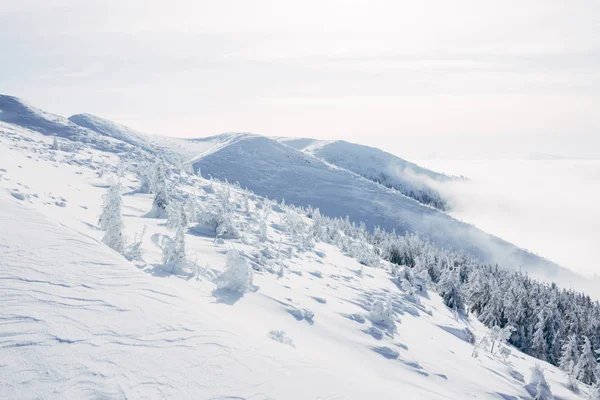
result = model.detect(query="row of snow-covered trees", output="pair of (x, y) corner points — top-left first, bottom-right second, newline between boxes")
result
(98, 154), (599, 386)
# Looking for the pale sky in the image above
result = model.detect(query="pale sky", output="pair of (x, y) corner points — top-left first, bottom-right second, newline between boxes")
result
(1, 0), (599, 158)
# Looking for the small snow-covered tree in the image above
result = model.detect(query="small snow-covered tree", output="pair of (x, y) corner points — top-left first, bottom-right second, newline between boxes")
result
(161, 224), (187, 274)
(498, 346), (511, 362)
(167, 202), (188, 230)
(559, 334), (579, 372)
(284, 209), (304, 240)
(99, 181), (125, 254)
(214, 250), (253, 293)
(526, 365), (553, 400)
(577, 336), (598, 385)
(370, 297), (395, 329)
(51, 136), (59, 151)
(559, 334), (580, 389)
(472, 336), (490, 358)
(488, 325), (515, 355)
(356, 239), (379, 267)
(184, 195), (200, 223)
(148, 162), (168, 218)
(124, 226), (146, 261)
(136, 161), (152, 194)
(243, 190), (251, 214)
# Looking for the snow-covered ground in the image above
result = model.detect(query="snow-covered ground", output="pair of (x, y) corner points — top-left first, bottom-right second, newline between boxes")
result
(0, 120), (594, 399)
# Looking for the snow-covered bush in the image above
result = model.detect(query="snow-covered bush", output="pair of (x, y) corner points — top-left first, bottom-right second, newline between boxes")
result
(124, 226), (146, 261)
(401, 279), (417, 301)
(369, 298), (395, 329)
(525, 365), (553, 400)
(214, 250), (253, 293)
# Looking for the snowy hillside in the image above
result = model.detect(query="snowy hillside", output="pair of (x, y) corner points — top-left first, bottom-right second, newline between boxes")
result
(2, 96), (596, 295)
(280, 137), (452, 210)
(0, 95), (133, 153)
(69, 113), (160, 153)
(191, 134), (599, 295)
(1, 119), (597, 400)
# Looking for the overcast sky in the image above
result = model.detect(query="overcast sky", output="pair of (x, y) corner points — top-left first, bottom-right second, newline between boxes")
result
(1, 0), (599, 158)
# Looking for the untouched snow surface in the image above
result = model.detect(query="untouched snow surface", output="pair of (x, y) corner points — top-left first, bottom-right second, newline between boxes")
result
(0, 120), (594, 399)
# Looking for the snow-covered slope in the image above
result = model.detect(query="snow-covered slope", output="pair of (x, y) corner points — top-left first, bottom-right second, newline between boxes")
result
(0, 95), (131, 153)
(190, 134), (597, 295)
(69, 113), (159, 153)
(0, 123), (591, 400)
(279, 137), (452, 210)
(2, 96), (595, 295)
(68, 112), (253, 165)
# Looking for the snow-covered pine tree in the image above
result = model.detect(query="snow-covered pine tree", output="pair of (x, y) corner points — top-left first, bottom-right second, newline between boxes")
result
(99, 181), (125, 254)
(438, 268), (465, 314)
(559, 334), (580, 376)
(577, 336), (598, 385)
(531, 308), (549, 361)
(148, 161), (168, 218)
(51, 136), (59, 151)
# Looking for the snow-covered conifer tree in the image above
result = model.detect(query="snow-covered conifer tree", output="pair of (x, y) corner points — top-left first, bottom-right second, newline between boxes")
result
(148, 161), (168, 218)
(99, 181), (125, 254)
(531, 308), (548, 361)
(577, 336), (598, 385)
(439, 268), (465, 314)
(559, 334), (580, 384)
